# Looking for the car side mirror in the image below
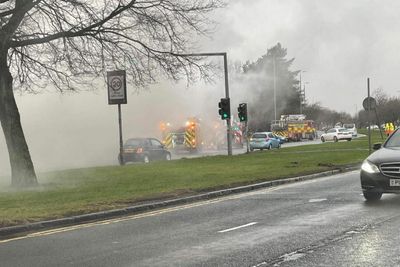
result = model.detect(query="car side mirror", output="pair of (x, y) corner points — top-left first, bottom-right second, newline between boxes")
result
(372, 143), (382, 150)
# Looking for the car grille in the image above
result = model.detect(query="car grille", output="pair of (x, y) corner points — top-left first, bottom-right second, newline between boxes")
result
(380, 163), (400, 178)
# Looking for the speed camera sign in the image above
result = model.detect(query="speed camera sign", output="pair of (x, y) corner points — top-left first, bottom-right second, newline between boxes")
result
(107, 70), (127, 105)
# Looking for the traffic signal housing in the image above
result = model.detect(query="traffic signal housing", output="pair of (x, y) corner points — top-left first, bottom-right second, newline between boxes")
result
(218, 98), (230, 120)
(238, 103), (247, 122)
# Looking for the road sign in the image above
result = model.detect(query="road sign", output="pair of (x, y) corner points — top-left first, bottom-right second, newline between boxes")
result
(107, 70), (127, 105)
(362, 97), (376, 111)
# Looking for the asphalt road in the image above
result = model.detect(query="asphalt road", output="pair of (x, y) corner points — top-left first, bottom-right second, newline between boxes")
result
(2, 170), (400, 266)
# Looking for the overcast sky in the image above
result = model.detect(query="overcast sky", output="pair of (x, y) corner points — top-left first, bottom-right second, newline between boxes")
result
(2, 0), (400, 178)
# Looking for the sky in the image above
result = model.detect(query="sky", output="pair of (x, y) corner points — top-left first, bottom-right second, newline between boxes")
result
(2, 0), (400, 178)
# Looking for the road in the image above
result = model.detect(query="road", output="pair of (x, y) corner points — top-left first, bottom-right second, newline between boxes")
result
(2, 170), (400, 266)
(172, 137), (324, 159)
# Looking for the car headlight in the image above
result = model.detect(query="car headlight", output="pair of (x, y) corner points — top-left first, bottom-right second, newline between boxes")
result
(361, 160), (380, 173)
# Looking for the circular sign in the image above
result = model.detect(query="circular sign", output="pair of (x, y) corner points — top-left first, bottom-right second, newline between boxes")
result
(362, 97), (376, 111)
(110, 77), (122, 91)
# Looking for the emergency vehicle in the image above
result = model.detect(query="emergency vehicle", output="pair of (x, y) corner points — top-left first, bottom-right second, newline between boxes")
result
(271, 114), (316, 141)
(161, 118), (203, 153)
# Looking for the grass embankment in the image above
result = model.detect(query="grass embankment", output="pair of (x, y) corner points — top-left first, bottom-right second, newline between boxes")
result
(0, 131), (385, 227)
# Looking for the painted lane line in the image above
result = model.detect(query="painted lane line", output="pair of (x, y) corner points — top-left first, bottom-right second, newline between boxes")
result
(308, 198), (327, 203)
(218, 222), (258, 233)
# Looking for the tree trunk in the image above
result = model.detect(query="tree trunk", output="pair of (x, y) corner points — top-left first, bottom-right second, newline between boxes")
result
(0, 50), (37, 187)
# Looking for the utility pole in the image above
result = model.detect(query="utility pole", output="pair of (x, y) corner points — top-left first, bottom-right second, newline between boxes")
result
(367, 78), (371, 155)
(273, 55), (277, 121)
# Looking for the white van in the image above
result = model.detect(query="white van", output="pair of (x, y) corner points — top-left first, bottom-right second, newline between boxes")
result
(343, 123), (357, 137)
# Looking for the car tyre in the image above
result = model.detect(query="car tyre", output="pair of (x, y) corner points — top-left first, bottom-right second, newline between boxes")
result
(268, 144), (272, 150)
(334, 136), (338, 142)
(277, 143), (281, 149)
(363, 191), (382, 201)
(143, 155), (150, 164)
(250, 147), (254, 152)
(347, 138), (352, 141)
(321, 137), (325, 143)
(165, 153), (171, 161)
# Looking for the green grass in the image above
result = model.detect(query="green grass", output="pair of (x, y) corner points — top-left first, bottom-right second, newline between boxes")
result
(0, 131), (386, 227)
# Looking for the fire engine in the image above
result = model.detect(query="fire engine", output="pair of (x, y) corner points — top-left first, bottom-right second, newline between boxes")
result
(271, 114), (316, 141)
(160, 118), (203, 153)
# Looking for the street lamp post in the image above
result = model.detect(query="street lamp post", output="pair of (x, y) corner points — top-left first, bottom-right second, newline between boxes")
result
(298, 70), (308, 114)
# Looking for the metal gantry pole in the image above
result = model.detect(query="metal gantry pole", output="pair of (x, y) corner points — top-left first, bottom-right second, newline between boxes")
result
(223, 53), (233, 156)
(180, 52), (232, 156)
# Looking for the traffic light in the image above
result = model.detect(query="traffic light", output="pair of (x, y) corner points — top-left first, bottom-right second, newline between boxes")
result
(238, 103), (247, 122)
(218, 98), (230, 120)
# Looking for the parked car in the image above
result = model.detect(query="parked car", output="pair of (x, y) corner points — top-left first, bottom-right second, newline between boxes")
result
(249, 132), (281, 151)
(366, 125), (379, 130)
(119, 138), (171, 165)
(343, 123), (357, 137)
(360, 128), (400, 201)
(320, 128), (352, 142)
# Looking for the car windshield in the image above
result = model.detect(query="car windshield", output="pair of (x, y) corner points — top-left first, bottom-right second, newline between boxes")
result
(252, 133), (267, 138)
(385, 130), (400, 148)
(125, 139), (143, 147)
(343, 124), (354, 129)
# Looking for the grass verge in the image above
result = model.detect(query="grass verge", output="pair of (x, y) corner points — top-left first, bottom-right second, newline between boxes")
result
(0, 131), (385, 227)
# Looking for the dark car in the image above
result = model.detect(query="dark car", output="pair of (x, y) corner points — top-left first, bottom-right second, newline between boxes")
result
(360, 128), (400, 201)
(119, 138), (171, 165)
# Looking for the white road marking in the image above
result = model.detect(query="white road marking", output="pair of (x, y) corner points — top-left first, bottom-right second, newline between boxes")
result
(308, 198), (327, 203)
(218, 222), (258, 233)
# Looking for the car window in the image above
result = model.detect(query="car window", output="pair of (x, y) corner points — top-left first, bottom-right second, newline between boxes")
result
(338, 128), (347, 132)
(268, 133), (274, 138)
(385, 130), (400, 148)
(125, 139), (142, 147)
(327, 129), (335, 133)
(142, 139), (151, 147)
(151, 139), (163, 147)
(253, 133), (267, 138)
(343, 124), (354, 129)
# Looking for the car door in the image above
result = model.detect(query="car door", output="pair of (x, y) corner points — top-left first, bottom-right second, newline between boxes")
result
(326, 129), (335, 141)
(268, 133), (278, 148)
(150, 138), (164, 160)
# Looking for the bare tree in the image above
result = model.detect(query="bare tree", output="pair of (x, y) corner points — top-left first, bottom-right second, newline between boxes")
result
(0, 0), (224, 187)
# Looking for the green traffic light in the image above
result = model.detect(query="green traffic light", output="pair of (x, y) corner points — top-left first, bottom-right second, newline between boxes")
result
(223, 113), (228, 118)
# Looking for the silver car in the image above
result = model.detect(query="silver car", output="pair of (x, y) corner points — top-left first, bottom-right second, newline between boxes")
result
(321, 128), (352, 142)
(249, 132), (281, 151)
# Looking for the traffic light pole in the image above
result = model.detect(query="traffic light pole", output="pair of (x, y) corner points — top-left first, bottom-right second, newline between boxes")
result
(180, 52), (232, 156)
(223, 53), (233, 156)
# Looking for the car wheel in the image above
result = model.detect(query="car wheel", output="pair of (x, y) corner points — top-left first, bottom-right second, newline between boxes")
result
(347, 138), (352, 141)
(268, 144), (272, 150)
(334, 136), (338, 142)
(277, 143), (281, 149)
(143, 155), (150, 163)
(165, 153), (171, 161)
(250, 147), (254, 151)
(260, 148), (264, 151)
(363, 191), (382, 201)
(321, 137), (325, 143)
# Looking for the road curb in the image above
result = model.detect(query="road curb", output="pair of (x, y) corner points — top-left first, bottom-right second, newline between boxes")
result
(0, 165), (360, 238)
